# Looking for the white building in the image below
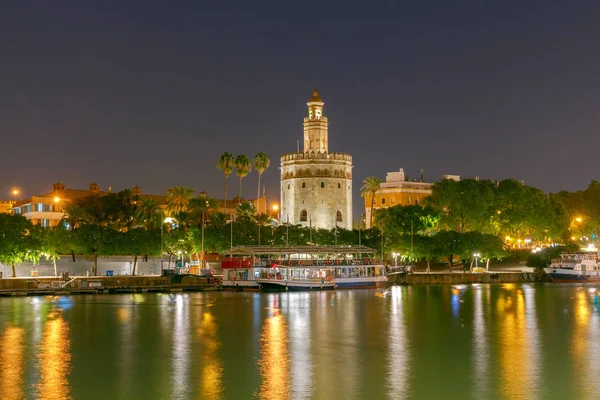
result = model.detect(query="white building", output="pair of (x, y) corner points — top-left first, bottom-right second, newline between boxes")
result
(280, 89), (353, 230)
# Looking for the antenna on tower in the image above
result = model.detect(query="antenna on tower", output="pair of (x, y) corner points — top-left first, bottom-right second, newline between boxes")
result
(420, 168), (424, 182)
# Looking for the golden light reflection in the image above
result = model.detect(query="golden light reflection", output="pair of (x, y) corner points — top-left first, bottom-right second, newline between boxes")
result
(258, 312), (291, 400)
(497, 289), (530, 399)
(572, 290), (593, 398)
(36, 312), (71, 400)
(117, 307), (131, 323)
(197, 312), (223, 399)
(0, 326), (25, 400)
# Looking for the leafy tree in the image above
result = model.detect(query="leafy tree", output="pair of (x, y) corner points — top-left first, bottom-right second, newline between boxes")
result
(217, 152), (235, 211)
(120, 228), (160, 276)
(375, 204), (439, 237)
(526, 243), (579, 271)
(136, 198), (161, 230)
(360, 176), (382, 229)
(253, 152), (270, 202)
(0, 214), (35, 277)
(74, 224), (120, 276)
(234, 154), (252, 201)
(432, 230), (466, 270)
(426, 178), (495, 233)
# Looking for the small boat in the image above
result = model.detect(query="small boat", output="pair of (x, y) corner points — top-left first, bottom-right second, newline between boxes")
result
(544, 253), (600, 282)
(221, 245), (386, 291)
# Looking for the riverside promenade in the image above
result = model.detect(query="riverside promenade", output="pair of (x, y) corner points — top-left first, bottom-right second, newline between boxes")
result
(0, 274), (219, 297)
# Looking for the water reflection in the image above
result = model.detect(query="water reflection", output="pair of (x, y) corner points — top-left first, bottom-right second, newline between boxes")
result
(258, 310), (290, 400)
(197, 312), (223, 399)
(571, 288), (600, 398)
(286, 293), (313, 399)
(36, 311), (71, 400)
(496, 285), (538, 399)
(0, 325), (25, 400)
(387, 286), (410, 398)
(171, 295), (191, 399)
(472, 287), (489, 398)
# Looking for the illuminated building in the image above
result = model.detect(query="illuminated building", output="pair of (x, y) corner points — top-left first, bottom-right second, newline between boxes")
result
(364, 168), (460, 228)
(280, 88), (353, 230)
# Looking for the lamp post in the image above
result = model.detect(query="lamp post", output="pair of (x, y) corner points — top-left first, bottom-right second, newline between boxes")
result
(201, 199), (208, 269)
(51, 197), (60, 228)
(473, 252), (481, 272)
(162, 216), (175, 272)
(392, 252), (399, 267)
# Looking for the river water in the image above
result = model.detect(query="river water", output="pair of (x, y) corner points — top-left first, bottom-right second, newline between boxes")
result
(0, 283), (598, 399)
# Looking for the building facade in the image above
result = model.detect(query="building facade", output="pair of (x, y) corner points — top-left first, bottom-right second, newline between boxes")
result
(364, 168), (460, 228)
(280, 89), (353, 230)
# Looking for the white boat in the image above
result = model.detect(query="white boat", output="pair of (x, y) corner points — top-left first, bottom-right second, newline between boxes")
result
(544, 253), (600, 282)
(221, 245), (386, 291)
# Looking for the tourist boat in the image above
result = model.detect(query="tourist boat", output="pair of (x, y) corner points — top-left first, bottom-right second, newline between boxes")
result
(221, 245), (386, 291)
(544, 253), (600, 282)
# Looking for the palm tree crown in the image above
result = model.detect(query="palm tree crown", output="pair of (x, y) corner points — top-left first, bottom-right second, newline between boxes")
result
(360, 176), (382, 228)
(217, 152), (235, 210)
(253, 152), (270, 203)
(234, 154), (252, 202)
(236, 201), (256, 221)
(166, 186), (195, 215)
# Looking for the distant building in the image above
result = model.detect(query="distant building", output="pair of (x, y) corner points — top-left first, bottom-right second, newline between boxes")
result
(12, 181), (165, 227)
(0, 201), (14, 214)
(363, 168), (460, 228)
(280, 88), (353, 230)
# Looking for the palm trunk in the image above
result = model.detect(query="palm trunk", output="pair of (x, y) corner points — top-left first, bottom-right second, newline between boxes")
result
(239, 176), (243, 202)
(94, 254), (98, 276)
(168, 254), (172, 269)
(53, 258), (58, 277)
(11, 263), (16, 278)
(427, 260), (430, 273)
(486, 258), (490, 272)
(132, 255), (138, 276)
(257, 172), (262, 207)
(469, 258), (474, 273)
(223, 175), (228, 211)
(370, 194), (375, 229)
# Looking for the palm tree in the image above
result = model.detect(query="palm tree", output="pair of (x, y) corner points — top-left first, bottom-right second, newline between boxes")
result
(208, 212), (228, 230)
(63, 203), (85, 229)
(236, 201), (256, 222)
(217, 152), (235, 211)
(253, 152), (270, 204)
(189, 194), (219, 226)
(166, 186), (194, 215)
(361, 176), (382, 229)
(136, 198), (160, 230)
(234, 154), (252, 203)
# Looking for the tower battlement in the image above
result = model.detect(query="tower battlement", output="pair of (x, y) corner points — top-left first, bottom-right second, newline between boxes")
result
(280, 152), (352, 163)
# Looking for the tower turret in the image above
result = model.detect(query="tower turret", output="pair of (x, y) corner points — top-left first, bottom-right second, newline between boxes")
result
(303, 87), (329, 153)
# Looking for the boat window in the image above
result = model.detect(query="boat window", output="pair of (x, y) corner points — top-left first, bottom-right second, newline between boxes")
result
(300, 209), (308, 222)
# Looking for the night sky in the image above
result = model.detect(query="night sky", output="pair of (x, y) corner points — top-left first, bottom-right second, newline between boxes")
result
(2, 1), (599, 218)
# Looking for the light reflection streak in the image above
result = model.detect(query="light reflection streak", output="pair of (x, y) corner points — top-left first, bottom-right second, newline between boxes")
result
(387, 286), (410, 398)
(571, 289), (600, 398)
(472, 287), (489, 398)
(36, 312), (71, 400)
(197, 312), (223, 399)
(171, 295), (191, 399)
(0, 325), (25, 400)
(287, 293), (313, 399)
(117, 305), (134, 395)
(258, 310), (290, 400)
(497, 286), (537, 399)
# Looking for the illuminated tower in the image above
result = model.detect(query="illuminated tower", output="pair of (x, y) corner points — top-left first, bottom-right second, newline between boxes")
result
(280, 88), (353, 230)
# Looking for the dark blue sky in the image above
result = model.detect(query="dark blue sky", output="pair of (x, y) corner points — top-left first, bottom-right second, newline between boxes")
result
(2, 0), (599, 217)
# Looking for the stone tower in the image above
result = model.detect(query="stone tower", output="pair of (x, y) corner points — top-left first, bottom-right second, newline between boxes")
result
(280, 88), (353, 230)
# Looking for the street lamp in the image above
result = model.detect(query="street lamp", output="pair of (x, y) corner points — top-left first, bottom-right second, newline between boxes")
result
(392, 252), (399, 267)
(51, 197), (60, 228)
(473, 252), (481, 271)
(161, 216), (176, 272)
(272, 203), (280, 224)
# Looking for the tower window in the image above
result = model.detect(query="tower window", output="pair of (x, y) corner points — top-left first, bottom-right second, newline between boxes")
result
(336, 211), (342, 222)
(302, 182), (306, 189)
(391, 196), (396, 204)
(320, 182), (325, 188)
(300, 210), (308, 222)
(408, 196), (412, 204)
(381, 198), (386, 205)
(288, 184), (291, 190)
(338, 183), (341, 189)
(415, 197), (420, 204)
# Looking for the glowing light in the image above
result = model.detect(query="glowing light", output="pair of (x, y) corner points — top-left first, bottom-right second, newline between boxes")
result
(576, 217), (583, 223)
(505, 236), (511, 241)
(53, 196), (60, 203)
(272, 204), (279, 211)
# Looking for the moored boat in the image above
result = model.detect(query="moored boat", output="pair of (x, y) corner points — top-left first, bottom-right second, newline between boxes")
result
(221, 245), (386, 291)
(544, 253), (600, 282)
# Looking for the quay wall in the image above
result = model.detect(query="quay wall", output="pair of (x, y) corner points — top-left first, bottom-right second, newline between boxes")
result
(388, 271), (549, 285)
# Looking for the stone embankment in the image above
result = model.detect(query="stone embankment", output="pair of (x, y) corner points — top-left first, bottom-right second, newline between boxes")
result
(0, 274), (219, 296)
(388, 271), (549, 285)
